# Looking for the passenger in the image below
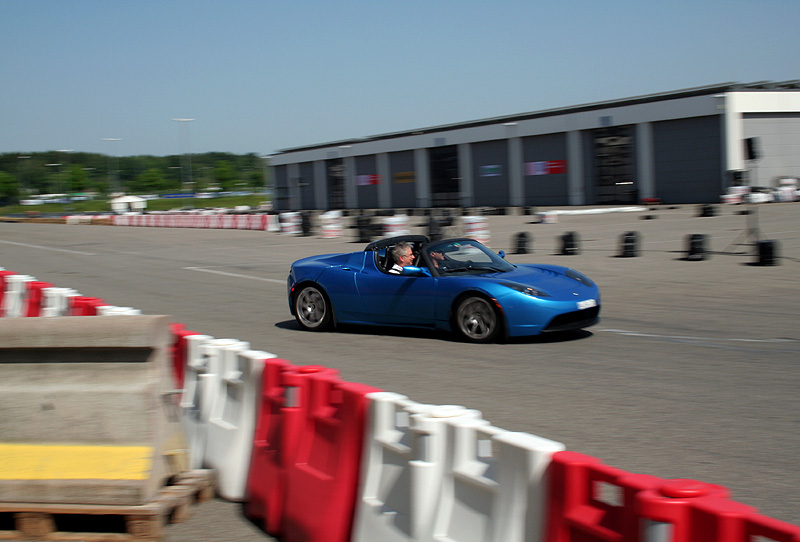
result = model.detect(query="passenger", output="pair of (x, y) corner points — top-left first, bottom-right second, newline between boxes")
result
(428, 249), (445, 269)
(388, 242), (414, 274)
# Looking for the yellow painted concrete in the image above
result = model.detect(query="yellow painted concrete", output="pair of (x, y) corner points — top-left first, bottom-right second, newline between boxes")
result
(0, 444), (153, 480)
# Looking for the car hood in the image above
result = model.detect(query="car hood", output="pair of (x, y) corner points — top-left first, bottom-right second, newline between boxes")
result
(486, 264), (597, 298)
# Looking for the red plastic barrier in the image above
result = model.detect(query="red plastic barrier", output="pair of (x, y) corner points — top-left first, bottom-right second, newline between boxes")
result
(735, 509), (800, 542)
(69, 296), (108, 316)
(168, 323), (201, 389)
(638, 485), (800, 542)
(281, 372), (382, 542)
(545, 451), (800, 542)
(245, 361), (336, 534)
(0, 270), (18, 316)
(637, 479), (730, 542)
(545, 451), (665, 542)
(245, 362), (380, 542)
(23, 281), (53, 317)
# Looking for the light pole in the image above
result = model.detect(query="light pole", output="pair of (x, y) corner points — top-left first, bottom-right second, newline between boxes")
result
(102, 138), (122, 194)
(172, 118), (195, 194)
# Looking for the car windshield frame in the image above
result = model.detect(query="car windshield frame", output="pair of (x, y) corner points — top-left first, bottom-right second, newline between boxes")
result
(422, 238), (514, 276)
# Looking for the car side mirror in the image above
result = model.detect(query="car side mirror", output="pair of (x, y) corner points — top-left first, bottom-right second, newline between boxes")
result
(498, 250), (506, 259)
(401, 266), (432, 277)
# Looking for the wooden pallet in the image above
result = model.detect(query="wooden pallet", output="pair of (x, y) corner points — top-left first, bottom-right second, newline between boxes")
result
(0, 469), (215, 541)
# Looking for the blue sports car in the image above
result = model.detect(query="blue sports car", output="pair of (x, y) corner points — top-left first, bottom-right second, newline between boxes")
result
(287, 235), (600, 342)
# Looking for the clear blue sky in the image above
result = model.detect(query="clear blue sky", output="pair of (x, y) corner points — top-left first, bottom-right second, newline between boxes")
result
(2, 0), (797, 157)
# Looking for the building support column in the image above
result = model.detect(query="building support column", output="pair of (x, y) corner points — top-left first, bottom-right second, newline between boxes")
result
(567, 131), (585, 205)
(508, 136), (523, 206)
(376, 152), (391, 208)
(287, 163), (300, 210)
(458, 143), (473, 208)
(313, 160), (327, 210)
(414, 148), (430, 207)
(343, 156), (357, 209)
(720, 93), (745, 189)
(635, 122), (655, 200)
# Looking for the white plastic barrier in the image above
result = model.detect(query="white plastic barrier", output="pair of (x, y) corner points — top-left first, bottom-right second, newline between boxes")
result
(180, 337), (249, 471)
(205, 348), (276, 501)
(266, 214), (280, 232)
(41, 287), (81, 317)
(462, 216), (491, 246)
(383, 215), (410, 236)
(97, 305), (142, 316)
(320, 210), (344, 239)
(353, 392), (484, 542)
(777, 186), (797, 202)
(354, 391), (565, 542)
(280, 212), (301, 235)
(538, 211), (558, 224)
(1, 274), (35, 318)
(434, 419), (565, 542)
(178, 334), (213, 468)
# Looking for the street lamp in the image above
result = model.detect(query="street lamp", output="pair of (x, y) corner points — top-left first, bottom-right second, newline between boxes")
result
(172, 118), (195, 193)
(102, 138), (122, 194)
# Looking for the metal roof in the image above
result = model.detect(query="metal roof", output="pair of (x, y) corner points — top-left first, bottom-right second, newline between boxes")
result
(272, 80), (800, 156)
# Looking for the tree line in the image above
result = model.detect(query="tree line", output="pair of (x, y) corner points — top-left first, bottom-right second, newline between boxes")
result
(0, 151), (268, 205)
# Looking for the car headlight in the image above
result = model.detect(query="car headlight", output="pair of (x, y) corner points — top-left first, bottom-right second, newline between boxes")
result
(501, 281), (551, 298)
(565, 268), (594, 287)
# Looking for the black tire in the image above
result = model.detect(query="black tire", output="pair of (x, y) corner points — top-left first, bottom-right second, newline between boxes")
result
(453, 295), (499, 342)
(294, 285), (332, 331)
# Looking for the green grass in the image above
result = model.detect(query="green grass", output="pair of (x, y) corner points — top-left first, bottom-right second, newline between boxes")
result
(0, 195), (270, 216)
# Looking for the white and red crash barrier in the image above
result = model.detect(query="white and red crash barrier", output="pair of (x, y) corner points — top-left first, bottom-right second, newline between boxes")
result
(353, 392), (565, 542)
(69, 295), (109, 315)
(382, 214), (410, 236)
(545, 451), (800, 542)
(180, 337), (250, 468)
(462, 215), (491, 246)
(279, 211), (302, 235)
(21, 280), (53, 317)
(110, 212), (272, 230)
(0, 274), (34, 317)
(320, 210), (344, 238)
(205, 346), (275, 501)
(109, 211), (316, 234)
(5, 263), (800, 542)
(244, 360), (382, 542)
(41, 287), (81, 317)
(176, 333), (277, 501)
(353, 393), (483, 542)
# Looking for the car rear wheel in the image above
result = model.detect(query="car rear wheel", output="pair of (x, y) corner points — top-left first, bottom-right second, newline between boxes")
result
(454, 295), (499, 342)
(295, 285), (332, 331)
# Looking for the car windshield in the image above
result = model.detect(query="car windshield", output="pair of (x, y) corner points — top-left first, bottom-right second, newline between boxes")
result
(425, 239), (514, 275)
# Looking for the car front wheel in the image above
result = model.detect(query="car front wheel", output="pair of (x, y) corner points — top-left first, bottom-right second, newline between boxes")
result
(454, 295), (499, 342)
(294, 285), (332, 331)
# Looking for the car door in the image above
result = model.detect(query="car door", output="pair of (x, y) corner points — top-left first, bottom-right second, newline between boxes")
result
(354, 264), (437, 325)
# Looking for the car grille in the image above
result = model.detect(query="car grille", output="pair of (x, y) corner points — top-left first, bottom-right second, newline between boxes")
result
(544, 306), (600, 332)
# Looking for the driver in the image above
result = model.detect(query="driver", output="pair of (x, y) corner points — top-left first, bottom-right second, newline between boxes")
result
(388, 242), (415, 274)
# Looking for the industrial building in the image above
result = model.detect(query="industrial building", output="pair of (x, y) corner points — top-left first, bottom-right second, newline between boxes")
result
(270, 81), (800, 211)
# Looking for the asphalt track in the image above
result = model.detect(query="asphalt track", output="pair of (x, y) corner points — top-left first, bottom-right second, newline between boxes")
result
(1, 202), (799, 540)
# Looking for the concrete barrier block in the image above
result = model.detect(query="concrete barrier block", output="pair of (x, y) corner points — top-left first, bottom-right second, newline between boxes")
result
(0, 315), (189, 506)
